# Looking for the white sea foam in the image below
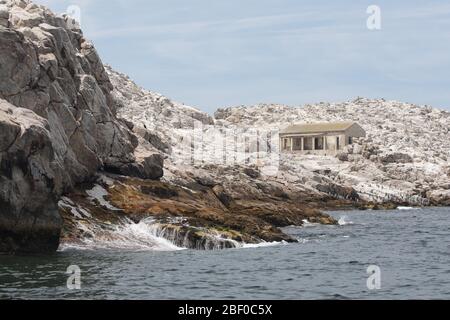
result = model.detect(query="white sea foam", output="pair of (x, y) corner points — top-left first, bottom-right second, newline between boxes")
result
(112, 220), (185, 251)
(338, 216), (354, 226)
(302, 219), (319, 227)
(397, 206), (420, 210)
(60, 214), (291, 252)
(241, 241), (287, 249)
(60, 219), (185, 252)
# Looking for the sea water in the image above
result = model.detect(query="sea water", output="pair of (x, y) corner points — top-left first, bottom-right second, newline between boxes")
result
(0, 207), (449, 299)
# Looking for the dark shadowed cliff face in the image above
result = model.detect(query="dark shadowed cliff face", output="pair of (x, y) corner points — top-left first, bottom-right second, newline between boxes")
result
(0, 0), (163, 253)
(0, 103), (61, 253)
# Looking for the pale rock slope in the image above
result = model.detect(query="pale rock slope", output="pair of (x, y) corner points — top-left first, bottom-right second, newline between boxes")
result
(109, 63), (450, 206)
(107, 66), (213, 151)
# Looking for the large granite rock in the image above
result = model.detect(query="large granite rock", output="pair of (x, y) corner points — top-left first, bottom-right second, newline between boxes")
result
(0, 0), (163, 253)
(379, 152), (413, 164)
(105, 153), (164, 180)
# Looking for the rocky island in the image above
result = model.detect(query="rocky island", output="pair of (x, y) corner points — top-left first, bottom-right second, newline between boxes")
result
(1, 0), (449, 254)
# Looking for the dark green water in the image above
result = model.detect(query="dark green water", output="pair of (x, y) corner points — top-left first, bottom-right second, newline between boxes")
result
(1, 208), (449, 299)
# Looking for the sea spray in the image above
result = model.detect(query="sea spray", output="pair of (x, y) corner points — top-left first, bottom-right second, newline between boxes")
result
(60, 217), (184, 251)
(241, 241), (287, 249)
(60, 216), (252, 251)
(142, 218), (242, 250)
(338, 216), (354, 226)
(302, 219), (320, 227)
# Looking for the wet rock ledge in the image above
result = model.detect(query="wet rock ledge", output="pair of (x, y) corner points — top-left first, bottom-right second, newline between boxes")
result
(60, 174), (338, 250)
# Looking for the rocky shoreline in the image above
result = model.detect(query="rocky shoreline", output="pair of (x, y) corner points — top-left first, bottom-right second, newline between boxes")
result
(1, 0), (449, 254)
(58, 167), (430, 251)
(59, 171), (338, 250)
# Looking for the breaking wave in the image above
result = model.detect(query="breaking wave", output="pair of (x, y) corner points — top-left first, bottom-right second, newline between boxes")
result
(338, 216), (354, 226)
(60, 217), (282, 252)
(59, 218), (185, 252)
(242, 241), (287, 249)
(302, 219), (320, 227)
(398, 206), (420, 210)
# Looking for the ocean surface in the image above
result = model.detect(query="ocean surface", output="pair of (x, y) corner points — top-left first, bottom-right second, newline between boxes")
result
(1, 207), (449, 300)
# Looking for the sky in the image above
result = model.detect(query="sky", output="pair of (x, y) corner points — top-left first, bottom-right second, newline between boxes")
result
(37, 0), (450, 113)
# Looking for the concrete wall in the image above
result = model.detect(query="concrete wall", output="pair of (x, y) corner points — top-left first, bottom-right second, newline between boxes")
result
(280, 133), (352, 155)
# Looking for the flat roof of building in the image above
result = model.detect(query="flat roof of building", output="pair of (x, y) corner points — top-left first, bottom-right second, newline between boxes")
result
(280, 121), (357, 135)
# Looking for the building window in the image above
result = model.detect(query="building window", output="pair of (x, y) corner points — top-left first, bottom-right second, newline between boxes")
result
(293, 138), (302, 150)
(304, 137), (313, 150)
(336, 137), (340, 150)
(348, 136), (353, 144)
(315, 137), (324, 150)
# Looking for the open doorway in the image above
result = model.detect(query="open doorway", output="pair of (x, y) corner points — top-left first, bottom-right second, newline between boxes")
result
(314, 137), (324, 150)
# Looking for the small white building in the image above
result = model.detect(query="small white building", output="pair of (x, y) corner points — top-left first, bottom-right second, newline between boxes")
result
(280, 122), (366, 156)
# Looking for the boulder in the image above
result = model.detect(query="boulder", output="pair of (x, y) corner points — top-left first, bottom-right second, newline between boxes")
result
(141, 154), (164, 179)
(316, 183), (360, 201)
(337, 152), (349, 162)
(427, 189), (450, 206)
(134, 126), (171, 153)
(380, 152), (413, 164)
(362, 145), (380, 159)
(352, 143), (363, 155)
(242, 166), (260, 179)
(105, 153), (164, 180)
(343, 145), (353, 154)
(194, 172), (217, 187)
